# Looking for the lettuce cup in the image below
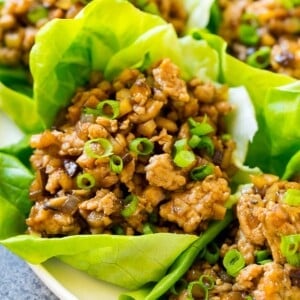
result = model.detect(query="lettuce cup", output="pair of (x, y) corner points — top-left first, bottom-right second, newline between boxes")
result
(0, 0), (215, 129)
(211, 0), (300, 79)
(0, 0), (300, 299)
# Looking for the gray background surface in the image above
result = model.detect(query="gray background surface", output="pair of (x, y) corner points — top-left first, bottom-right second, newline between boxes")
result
(0, 245), (58, 300)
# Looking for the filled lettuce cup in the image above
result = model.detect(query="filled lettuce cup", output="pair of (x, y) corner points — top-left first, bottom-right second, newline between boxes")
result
(210, 0), (300, 79)
(0, 0), (300, 299)
(0, 0), (213, 90)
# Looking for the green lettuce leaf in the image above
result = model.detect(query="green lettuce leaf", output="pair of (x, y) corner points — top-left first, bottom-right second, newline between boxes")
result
(0, 83), (42, 133)
(0, 135), (32, 169)
(183, 0), (216, 30)
(0, 153), (33, 216)
(1, 233), (197, 289)
(282, 150), (300, 180)
(223, 54), (298, 176)
(0, 195), (27, 240)
(0, 66), (32, 95)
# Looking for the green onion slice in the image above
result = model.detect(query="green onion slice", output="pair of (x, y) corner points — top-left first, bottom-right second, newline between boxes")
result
(188, 117), (214, 136)
(174, 138), (188, 153)
(187, 275), (214, 300)
(112, 225), (125, 235)
(203, 242), (220, 264)
(84, 138), (113, 159)
(169, 279), (187, 296)
(190, 164), (214, 181)
(280, 234), (300, 266)
(257, 259), (273, 265)
(241, 12), (258, 27)
(27, 6), (48, 23)
(238, 24), (259, 46)
(199, 274), (215, 291)
(223, 249), (245, 277)
(84, 100), (120, 119)
(255, 249), (271, 264)
(129, 137), (154, 155)
(76, 173), (96, 190)
(283, 189), (300, 206)
(187, 281), (200, 300)
(174, 150), (196, 168)
(143, 222), (154, 234)
(121, 194), (139, 218)
(198, 136), (215, 156)
(246, 47), (271, 69)
(109, 155), (123, 174)
(188, 135), (202, 149)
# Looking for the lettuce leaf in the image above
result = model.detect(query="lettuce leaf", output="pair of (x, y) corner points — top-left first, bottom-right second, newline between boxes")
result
(0, 153), (33, 216)
(0, 195), (27, 240)
(0, 83), (42, 133)
(223, 55), (298, 176)
(1, 233), (197, 289)
(0, 66), (32, 95)
(183, 0), (216, 30)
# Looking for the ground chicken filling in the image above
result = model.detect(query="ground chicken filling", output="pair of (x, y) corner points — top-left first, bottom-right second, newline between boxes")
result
(218, 0), (300, 79)
(0, 0), (187, 67)
(168, 174), (300, 300)
(27, 58), (235, 237)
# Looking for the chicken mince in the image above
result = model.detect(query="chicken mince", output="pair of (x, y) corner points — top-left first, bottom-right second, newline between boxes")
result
(218, 0), (300, 79)
(27, 58), (234, 236)
(168, 174), (300, 300)
(0, 0), (85, 66)
(0, 0), (187, 67)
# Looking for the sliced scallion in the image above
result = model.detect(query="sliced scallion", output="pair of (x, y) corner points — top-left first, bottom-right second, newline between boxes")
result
(188, 135), (202, 149)
(203, 242), (220, 264)
(27, 6), (48, 24)
(238, 24), (259, 46)
(283, 189), (300, 206)
(174, 138), (188, 153)
(257, 259), (273, 265)
(223, 249), (245, 277)
(121, 194), (139, 218)
(190, 164), (214, 181)
(129, 137), (154, 155)
(143, 222), (154, 234)
(255, 249), (271, 264)
(190, 124), (214, 136)
(112, 225), (125, 235)
(197, 136), (215, 155)
(174, 150), (196, 168)
(188, 117), (214, 136)
(109, 155), (123, 174)
(84, 100), (120, 119)
(280, 234), (300, 266)
(199, 274), (215, 291)
(84, 138), (113, 159)
(246, 47), (271, 69)
(76, 173), (95, 190)
(187, 275), (214, 300)
(169, 279), (187, 296)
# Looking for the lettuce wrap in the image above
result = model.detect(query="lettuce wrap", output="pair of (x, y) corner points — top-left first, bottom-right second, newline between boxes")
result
(0, 0), (300, 298)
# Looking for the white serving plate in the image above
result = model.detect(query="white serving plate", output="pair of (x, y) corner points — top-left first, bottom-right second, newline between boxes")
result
(29, 259), (126, 300)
